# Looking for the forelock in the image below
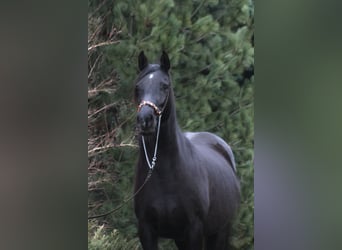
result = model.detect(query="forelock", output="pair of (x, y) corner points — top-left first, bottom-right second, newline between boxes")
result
(137, 64), (160, 80)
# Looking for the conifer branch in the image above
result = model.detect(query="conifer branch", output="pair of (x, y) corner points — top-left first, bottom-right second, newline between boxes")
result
(88, 41), (120, 52)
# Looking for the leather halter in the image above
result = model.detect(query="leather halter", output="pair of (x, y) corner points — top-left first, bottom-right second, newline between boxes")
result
(137, 101), (162, 116)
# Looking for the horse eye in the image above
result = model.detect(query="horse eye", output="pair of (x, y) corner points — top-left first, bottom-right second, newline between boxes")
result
(161, 82), (169, 90)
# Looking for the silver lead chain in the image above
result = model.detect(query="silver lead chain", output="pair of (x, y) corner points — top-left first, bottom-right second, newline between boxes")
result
(142, 115), (162, 170)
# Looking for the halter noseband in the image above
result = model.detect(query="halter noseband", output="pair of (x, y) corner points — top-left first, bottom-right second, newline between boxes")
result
(137, 100), (162, 116)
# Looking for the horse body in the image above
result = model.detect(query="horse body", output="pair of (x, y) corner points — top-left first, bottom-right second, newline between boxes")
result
(185, 132), (240, 232)
(134, 51), (240, 250)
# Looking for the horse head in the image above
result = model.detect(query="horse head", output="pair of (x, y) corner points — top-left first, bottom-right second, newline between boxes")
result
(135, 51), (171, 135)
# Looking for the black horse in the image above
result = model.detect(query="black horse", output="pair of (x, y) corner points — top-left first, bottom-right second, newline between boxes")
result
(134, 51), (240, 250)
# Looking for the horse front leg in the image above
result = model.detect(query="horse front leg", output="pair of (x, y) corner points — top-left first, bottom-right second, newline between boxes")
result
(184, 220), (204, 250)
(138, 222), (158, 250)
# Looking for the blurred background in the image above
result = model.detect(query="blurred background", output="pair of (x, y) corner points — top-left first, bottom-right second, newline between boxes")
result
(2, 0), (341, 249)
(87, 0), (254, 249)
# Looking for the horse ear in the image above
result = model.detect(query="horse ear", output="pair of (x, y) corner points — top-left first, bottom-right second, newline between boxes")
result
(138, 51), (148, 71)
(160, 51), (170, 72)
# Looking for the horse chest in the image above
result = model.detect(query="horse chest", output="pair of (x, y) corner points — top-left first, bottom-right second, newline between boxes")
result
(145, 192), (188, 237)
(136, 176), (187, 216)
(143, 180), (186, 216)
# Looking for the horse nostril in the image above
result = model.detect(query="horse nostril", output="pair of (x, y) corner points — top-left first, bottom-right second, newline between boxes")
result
(137, 112), (154, 131)
(146, 113), (153, 123)
(143, 114), (153, 129)
(137, 116), (145, 128)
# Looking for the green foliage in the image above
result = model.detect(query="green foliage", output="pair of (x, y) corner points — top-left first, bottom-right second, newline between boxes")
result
(88, 223), (141, 250)
(88, 0), (254, 249)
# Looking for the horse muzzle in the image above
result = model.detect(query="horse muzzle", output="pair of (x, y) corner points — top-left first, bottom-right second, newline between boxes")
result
(137, 106), (157, 135)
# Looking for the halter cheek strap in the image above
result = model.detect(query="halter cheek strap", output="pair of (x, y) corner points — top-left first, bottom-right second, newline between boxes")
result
(137, 100), (162, 116)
